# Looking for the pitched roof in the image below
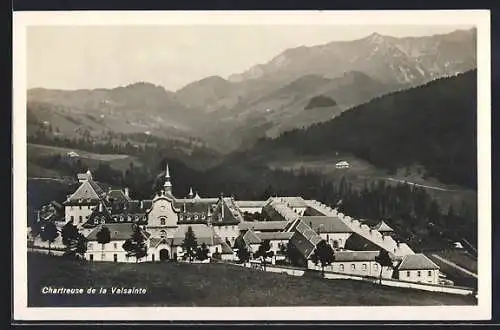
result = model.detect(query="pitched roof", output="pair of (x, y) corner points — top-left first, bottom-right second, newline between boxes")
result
(86, 223), (145, 241)
(65, 180), (106, 204)
(289, 220), (322, 259)
(171, 224), (222, 246)
(373, 220), (394, 232)
(300, 216), (354, 233)
(176, 200), (213, 214)
(220, 241), (234, 254)
(107, 189), (131, 203)
(397, 254), (440, 270)
(175, 197), (219, 204)
(235, 200), (267, 208)
(238, 221), (288, 232)
(262, 198), (301, 223)
(211, 198), (244, 225)
(242, 229), (262, 245)
(255, 231), (294, 241)
(334, 251), (380, 262)
(149, 237), (169, 248)
(278, 196), (308, 208)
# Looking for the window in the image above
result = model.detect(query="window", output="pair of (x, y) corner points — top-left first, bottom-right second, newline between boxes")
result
(70, 216), (74, 222)
(113, 243), (117, 249)
(113, 254), (117, 262)
(362, 263), (367, 271)
(351, 264), (355, 271)
(428, 270), (432, 276)
(160, 218), (166, 226)
(88, 243), (93, 250)
(79, 205), (82, 210)
(79, 216), (83, 223)
(406, 271), (410, 277)
(89, 254), (93, 261)
(373, 264), (378, 271)
(160, 230), (167, 238)
(152, 254), (155, 262)
(339, 264), (344, 271)
(417, 271), (421, 277)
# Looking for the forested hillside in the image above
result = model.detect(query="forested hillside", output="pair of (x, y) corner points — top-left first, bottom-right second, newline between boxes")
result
(252, 70), (477, 189)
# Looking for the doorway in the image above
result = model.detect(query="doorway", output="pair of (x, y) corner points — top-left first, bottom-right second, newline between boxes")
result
(159, 249), (170, 261)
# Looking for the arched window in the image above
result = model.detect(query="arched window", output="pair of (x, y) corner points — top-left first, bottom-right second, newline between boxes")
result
(160, 230), (167, 238)
(351, 264), (356, 270)
(160, 217), (166, 226)
(339, 264), (344, 271)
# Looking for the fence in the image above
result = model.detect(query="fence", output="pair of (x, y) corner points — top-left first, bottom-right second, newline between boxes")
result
(231, 261), (475, 296)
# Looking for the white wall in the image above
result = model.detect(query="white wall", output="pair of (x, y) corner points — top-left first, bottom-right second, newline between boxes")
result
(308, 260), (394, 279)
(319, 233), (352, 249)
(398, 269), (439, 284)
(85, 239), (131, 262)
(65, 205), (96, 227)
(213, 225), (240, 244)
(147, 197), (179, 230)
(238, 206), (263, 214)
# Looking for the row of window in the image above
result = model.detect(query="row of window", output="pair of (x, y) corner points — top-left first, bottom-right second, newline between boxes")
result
(88, 242), (119, 250)
(70, 215), (87, 223)
(179, 214), (207, 221)
(69, 205), (92, 210)
(406, 270), (433, 277)
(338, 263), (374, 272)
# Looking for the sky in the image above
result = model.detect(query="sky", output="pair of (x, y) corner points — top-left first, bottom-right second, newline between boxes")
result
(27, 25), (471, 92)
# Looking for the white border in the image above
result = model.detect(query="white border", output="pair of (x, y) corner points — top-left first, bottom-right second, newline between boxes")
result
(12, 10), (491, 321)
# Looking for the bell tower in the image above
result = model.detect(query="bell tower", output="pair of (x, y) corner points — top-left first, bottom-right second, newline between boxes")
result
(164, 164), (173, 195)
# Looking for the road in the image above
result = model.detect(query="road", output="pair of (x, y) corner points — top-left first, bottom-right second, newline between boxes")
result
(386, 178), (455, 192)
(431, 254), (478, 278)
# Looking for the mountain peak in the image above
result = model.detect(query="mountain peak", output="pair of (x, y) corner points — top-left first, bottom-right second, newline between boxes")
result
(364, 32), (387, 44)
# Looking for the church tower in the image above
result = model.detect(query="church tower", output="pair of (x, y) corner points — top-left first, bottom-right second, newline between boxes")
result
(164, 164), (173, 195)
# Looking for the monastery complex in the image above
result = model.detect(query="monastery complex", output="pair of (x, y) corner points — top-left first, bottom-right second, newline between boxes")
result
(31, 166), (441, 285)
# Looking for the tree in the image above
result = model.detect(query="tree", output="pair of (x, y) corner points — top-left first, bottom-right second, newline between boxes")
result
(375, 249), (393, 284)
(96, 226), (111, 261)
(39, 222), (59, 255)
(122, 224), (148, 263)
(196, 243), (210, 261)
(254, 239), (274, 271)
(30, 220), (42, 238)
(286, 242), (303, 266)
(310, 240), (335, 276)
(182, 226), (198, 263)
(234, 236), (251, 264)
(61, 221), (87, 259)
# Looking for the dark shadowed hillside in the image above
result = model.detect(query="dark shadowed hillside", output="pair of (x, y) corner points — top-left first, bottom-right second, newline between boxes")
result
(249, 70), (477, 189)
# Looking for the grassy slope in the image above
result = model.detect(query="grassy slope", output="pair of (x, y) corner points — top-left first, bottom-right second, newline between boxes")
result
(27, 143), (143, 178)
(426, 254), (477, 289)
(262, 149), (476, 212)
(28, 253), (476, 307)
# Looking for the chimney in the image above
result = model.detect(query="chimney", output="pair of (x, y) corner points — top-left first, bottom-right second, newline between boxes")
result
(99, 202), (103, 212)
(124, 187), (129, 198)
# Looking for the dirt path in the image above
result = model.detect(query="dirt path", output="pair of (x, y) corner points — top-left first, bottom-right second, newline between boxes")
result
(431, 254), (478, 278)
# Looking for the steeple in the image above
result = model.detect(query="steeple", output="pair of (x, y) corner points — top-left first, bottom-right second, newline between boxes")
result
(163, 164), (172, 194)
